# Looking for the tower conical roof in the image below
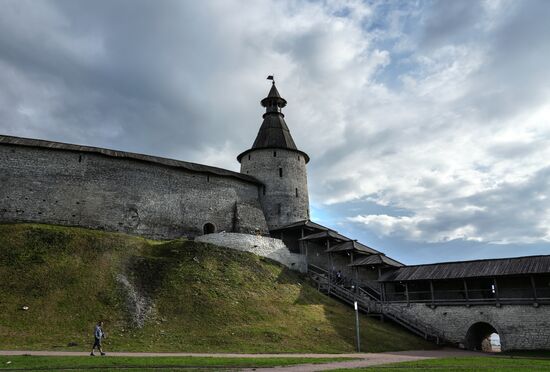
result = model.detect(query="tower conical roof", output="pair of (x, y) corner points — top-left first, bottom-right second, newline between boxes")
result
(237, 82), (309, 163)
(267, 83), (282, 99)
(251, 110), (297, 150)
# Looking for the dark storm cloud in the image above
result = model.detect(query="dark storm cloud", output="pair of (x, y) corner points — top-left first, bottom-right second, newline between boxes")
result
(1, 0), (550, 260)
(0, 0), (270, 166)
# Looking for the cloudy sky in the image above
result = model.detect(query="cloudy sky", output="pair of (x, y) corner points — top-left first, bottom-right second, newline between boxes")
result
(1, 0), (550, 264)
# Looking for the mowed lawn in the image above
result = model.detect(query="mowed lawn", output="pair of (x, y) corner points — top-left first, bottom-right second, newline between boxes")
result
(0, 355), (355, 371)
(349, 356), (550, 371)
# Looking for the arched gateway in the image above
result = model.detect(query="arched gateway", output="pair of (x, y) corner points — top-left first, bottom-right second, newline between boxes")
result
(465, 322), (501, 352)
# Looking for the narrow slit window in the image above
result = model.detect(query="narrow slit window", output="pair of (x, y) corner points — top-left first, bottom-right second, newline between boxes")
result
(263, 185), (266, 195)
(248, 154), (251, 160)
(279, 168), (283, 177)
(273, 151), (277, 157)
(78, 155), (82, 163)
(207, 175), (210, 182)
(295, 188), (298, 197)
(277, 203), (281, 215)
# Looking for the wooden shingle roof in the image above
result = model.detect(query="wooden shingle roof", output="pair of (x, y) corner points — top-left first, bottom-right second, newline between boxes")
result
(350, 254), (403, 268)
(326, 240), (381, 255)
(299, 230), (351, 242)
(379, 255), (550, 282)
(250, 114), (298, 151)
(270, 219), (331, 232)
(237, 83), (309, 163)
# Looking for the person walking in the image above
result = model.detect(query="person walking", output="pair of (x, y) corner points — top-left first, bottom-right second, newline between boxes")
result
(90, 321), (106, 356)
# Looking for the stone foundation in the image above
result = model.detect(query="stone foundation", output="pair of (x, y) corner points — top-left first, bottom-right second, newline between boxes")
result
(386, 303), (550, 350)
(196, 232), (306, 272)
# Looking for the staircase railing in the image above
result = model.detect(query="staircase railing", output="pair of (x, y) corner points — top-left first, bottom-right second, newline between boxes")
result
(361, 281), (382, 299)
(358, 286), (380, 302)
(307, 264), (444, 344)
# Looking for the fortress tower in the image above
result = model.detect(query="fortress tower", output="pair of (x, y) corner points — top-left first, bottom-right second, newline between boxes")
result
(238, 81), (310, 230)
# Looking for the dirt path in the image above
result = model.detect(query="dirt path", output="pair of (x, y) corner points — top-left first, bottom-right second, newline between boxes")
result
(246, 349), (485, 371)
(0, 348), (485, 371)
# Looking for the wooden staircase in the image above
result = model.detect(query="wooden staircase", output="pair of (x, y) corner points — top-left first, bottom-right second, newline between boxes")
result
(308, 264), (443, 345)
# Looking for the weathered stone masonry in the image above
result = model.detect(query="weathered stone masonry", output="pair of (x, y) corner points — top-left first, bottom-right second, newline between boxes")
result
(387, 303), (550, 350)
(0, 141), (268, 239)
(239, 148), (309, 229)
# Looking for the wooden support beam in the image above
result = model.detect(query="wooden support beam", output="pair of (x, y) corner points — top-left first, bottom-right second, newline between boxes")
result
(354, 266), (359, 295)
(429, 280), (435, 306)
(304, 241), (309, 269)
(493, 277), (500, 306)
(327, 251), (332, 295)
(463, 279), (469, 304)
(530, 275), (538, 302)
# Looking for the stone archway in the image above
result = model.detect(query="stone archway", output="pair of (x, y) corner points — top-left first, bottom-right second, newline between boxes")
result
(465, 322), (501, 352)
(203, 222), (216, 235)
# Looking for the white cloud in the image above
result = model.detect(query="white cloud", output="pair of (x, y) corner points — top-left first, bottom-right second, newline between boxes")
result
(1, 0), (549, 250)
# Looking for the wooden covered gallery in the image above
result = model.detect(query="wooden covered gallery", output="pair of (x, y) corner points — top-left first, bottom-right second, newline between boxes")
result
(272, 220), (550, 307)
(271, 219), (402, 295)
(379, 255), (550, 306)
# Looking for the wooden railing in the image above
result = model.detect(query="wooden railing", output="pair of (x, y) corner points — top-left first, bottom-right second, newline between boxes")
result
(386, 288), (550, 306)
(307, 264), (444, 344)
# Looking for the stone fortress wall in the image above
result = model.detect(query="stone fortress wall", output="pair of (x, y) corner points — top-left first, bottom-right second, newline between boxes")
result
(387, 302), (550, 350)
(0, 138), (269, 239)
(239, 148), (309, 230)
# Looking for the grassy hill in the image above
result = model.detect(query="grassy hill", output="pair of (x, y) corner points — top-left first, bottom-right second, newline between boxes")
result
(0, 223), (434, 353)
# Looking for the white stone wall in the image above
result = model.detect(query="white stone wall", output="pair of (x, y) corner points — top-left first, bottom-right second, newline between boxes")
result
(196, 232), (306, 272)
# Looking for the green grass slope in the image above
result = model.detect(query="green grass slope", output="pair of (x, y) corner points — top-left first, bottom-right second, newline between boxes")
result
(0, 223), (434, 353)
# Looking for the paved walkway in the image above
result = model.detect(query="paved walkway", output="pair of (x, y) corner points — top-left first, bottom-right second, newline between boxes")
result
(0, 348), (485, 371)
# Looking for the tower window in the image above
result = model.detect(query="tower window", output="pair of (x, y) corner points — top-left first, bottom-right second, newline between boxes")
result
(277, 203), (281, 215)
(248, 154), (251, 160)
(262, 185), (266, 195)
(296, 188), (298, 197)
(273, 151), (277, 157)
(78, 155), (82, 163)
(207, 175), (210, 182)
(279, 168), (283, 177)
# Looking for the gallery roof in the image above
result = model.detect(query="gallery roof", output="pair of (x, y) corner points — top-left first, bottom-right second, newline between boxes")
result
(349, 254), (404, 268)
(379, 255), (550, 282)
